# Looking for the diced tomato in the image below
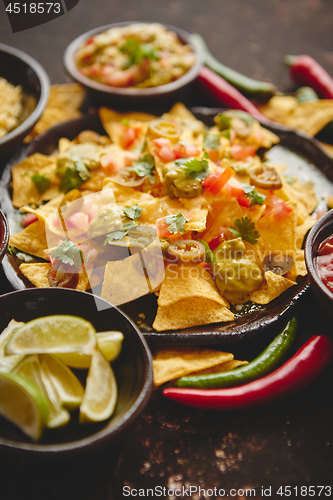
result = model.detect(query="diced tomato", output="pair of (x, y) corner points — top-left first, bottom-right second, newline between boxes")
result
(208, 227), (232, 250)
(202, 166), (235, 194)
(155, 217), (179, 241)
(20, 213), (38, 228)
(206, 149), (220, 162)
(121, 126), (138, 149)
(153, 138), (172, 148)
(66, 212), (90, 232)
(173, 142), (200, 159)
(159, 145), (176, 162)
(85, 37), (94, 46)
(100, 153), (120, 174)
(223, 180), (251, 208)
(230, 144), (256, 161)
(264, 195), (293, 222)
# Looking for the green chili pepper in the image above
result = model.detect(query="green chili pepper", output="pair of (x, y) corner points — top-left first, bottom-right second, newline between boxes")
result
(191, 33), (276, 101)
(176, 317), (298, 389)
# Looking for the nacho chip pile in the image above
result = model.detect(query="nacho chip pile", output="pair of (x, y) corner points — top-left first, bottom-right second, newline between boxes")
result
(8, 101), (318, 332)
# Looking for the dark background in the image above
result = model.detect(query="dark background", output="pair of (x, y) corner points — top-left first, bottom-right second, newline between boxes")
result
(0, 1), (333, 499)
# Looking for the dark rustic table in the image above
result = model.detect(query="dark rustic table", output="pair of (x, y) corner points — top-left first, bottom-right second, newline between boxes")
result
(0, 1), (333, 499)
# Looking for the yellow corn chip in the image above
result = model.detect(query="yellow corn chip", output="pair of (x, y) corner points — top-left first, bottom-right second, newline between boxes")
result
(153, 296), (234, 332)
(249, 270), (296, 304)
(19, 262), (90, 291)
(12, 153), (59, 207)
(152, 347), (234, 386)
(188, 359), (248, 376)
(9, 220), (47, 259)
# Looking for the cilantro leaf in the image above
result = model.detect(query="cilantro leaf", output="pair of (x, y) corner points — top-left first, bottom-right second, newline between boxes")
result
(31, 173), (51, 194)
(164, 213), (190, 234)
(203, 133), (220, 150)
(104, 221), (139, 245)
(242, 183), (266, 206)
(59, 159), (90, 193)
(123, 204), (143, 220)
(228, 217), (260, 245)
(120, 37), (159, 67)
(127, 153), (155, 184)
(177, 152), (209, 181)
(199, 239), (216, 264)
(48, 239), (84, 269)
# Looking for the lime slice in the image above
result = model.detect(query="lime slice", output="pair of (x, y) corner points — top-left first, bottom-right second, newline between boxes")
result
(0, 320), (25, 373)
(79, 350), (118, 423)
(38, 354), (84, 411)
(5, 315), (96, 356)
(0, 372), (49, 441)
(55, 331), (124, 369)
(13, 355), (70, 429)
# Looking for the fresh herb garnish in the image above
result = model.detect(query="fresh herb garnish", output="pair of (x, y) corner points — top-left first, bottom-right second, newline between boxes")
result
(120, 37), (159, 67)
(177, 151), (209, 181)
(104, 221), (139, 245)
(59, 158), (90, 193)
(228, 217), (260, 245)
(164, 213), (190, 235)
(123, 204), (143, 220)
(199, 239), (216, 264)
(203, 133), (220, 150)
(48, 239), (85, 269)
(242, 183), (266, 206)
(31, 173), (51, 194)
(126, 153), (155, 184)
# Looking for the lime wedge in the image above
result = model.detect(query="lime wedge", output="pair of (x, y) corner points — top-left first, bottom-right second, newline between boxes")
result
(0, 320), (25, 373)
(0, 372), (49, 441)
(13, 355), (70, 429)
(38, 354), (84, 411)
(5, 315), (96, 356)
(55, 331), (124, 369)
(79, 350), (118, 423)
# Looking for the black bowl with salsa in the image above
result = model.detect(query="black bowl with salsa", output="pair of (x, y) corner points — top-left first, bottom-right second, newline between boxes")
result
(305, 210), (333, 319)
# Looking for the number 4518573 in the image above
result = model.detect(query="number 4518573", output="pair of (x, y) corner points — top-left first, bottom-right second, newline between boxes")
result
(5, 3), (61, 14)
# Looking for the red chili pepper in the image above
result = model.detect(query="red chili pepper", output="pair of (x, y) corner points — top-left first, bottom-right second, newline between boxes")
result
(285, 55), (333, 99)
(198, 67), (266, 121)
(163, 335), (333, 410)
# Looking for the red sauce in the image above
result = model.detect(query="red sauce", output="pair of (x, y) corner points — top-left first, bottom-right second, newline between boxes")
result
(317, 235), (333, 293)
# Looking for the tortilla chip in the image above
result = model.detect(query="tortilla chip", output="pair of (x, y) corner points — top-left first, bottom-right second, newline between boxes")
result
(255, 201), (297, 279)
(295, 248), (308, 276)
(188, 359), (248, 376)
(19, 262), (90, 291)
(259, 96), (333, 136)
(296, 215), (315, 249)
(9, 220), (47, 259)
(158, 263), (229, 307)
(153, 296), (234, 331)
(101, 252), (163, 306)
(99, 107), (156, 149)
(12, 153), (59, 207)
(22, 194), (64, 222)
(276, 177), (317, 224)
(152, 347), (234, 386)
(249, 270), (296, 305)
(24, 84), (85, 142)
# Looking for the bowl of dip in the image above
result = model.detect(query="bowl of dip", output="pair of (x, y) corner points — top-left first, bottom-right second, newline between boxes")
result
(63, 22), (202, 110)
(305, 209), (333, 319)
(0, 44), (49, 157)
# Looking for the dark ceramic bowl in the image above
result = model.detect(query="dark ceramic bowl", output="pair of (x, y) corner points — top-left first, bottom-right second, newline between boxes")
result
(0, 43), (49, 157)
(63, 22), (203, 110)
(305, 210), (333, 319)
(0, 288), (153, 456)
(0, 210), (9, 263)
